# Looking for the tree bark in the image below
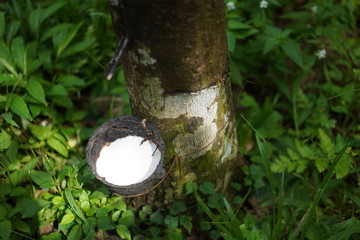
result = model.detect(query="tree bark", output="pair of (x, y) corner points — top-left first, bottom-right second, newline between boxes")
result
(108, 0), (240, 206)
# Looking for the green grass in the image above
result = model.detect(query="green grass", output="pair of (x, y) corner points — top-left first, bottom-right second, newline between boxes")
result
(0, 0), (360, 239)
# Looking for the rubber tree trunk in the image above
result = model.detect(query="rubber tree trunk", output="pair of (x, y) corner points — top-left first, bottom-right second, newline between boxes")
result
(108, 0), (240, 206)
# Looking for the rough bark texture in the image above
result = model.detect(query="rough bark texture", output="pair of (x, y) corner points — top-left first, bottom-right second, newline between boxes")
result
(109, 0), (240, 206)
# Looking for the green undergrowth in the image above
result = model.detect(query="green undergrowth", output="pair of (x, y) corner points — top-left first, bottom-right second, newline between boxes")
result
(0, 0), (359, 239)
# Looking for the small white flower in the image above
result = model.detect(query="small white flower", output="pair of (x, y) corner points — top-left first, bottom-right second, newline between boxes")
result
(226, 2), (236, 10)
(316, 49), (326, 59)
(260, 0), (268, 8)
(311, 5), (318, 13)
(40, 120), (48, 126)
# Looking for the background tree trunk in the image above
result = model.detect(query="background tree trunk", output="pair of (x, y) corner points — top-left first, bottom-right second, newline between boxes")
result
(108, 0), (240, 206)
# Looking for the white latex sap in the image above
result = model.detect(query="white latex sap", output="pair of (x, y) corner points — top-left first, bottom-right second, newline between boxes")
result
(96, 136), (161, 186)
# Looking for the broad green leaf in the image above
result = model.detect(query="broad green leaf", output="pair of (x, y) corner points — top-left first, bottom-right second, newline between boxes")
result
(281, 29), (293, 39)
(68, 224), (83, 240)
(227, 32), (236, 52)
(112, 199), (126, 211)
(228, 28), (258, 40)
(264, 25), (283, 36)
(180, 215), (192, 234)
(39, 232), (62, 240)
(0, 130), (11, 151)
(89, 190), (104, 200)
(56, 23), (83, 58)
(47, 85), (68, 96)
(16, 198), (50, 218)
(24, 92), (42, 104)
(206, 195), (218, 209)
(167, 231), (182, 240)
(185, 181), (198, 195)
(281, 39), (304, 69)
(6, 158), (38, 186)
(230, 58), (244, 87)
(29, 125), (51, 140)
(0, 95), (6, 103)
(2, 113), (19, 128)
(170, 201), (186, 215)
(150, 211), (163, 225)
(29, 104), (42, 118)
(0, 204), (7, 220)
(138, 209), (147, 220)
(318, 129), (334, 157)
(85, 208), (96, 217)
(141, 205), (153, 215)
(83, 230), (96, 240)
(6, 21), (20, 44)
(47, 134), (68, 157)
(41, 1), (66, 23)
(62, 39), (95, 58)
(0, 41), (19, 76)
(26, 78), (47, 105)
(52, 95), (73, 108)
(65, 109), (89, 122)
(29, 59), (42, 75)
(52, 196), (64, 205)
(0, 12), (4, 38)
(164, 215), (178, 230)
(97, 216), (115, 231)
(79, 191), (88, 202)
(60, 213), (75, 225)
(0, 220), (11, 240)
(54, 132), (68, 145)
(149, 226), (161, 237)
(116, 225), (131, 240)
(199, 181), (216, 195)
(0, 57), (18, 77)
(57, 74), (85, 87)
(5, 138), (19, 162)
(80, 201), (90, 211)
(227, 20), (252, 30)
(30, 171), (55, 189)
(11, 37), (26, 73)
(29, 8), (41, 33)
(40, 23), (72, 43)
(0, 41), (12, 63)
(96, 207), (111, 218)
(118, 210), (135, 227)
(0, 184), (11, 196)
(263, 37), (279, 54)
(241, 94), (258, 108)
(199, 219), (211, 231)
(13, 219), (30, 233)
(10, 95), (33, 120)
(112, 210), (121, 222)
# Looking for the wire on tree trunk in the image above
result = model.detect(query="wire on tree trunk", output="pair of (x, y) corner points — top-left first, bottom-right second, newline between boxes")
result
(104, 36), (128, 80)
